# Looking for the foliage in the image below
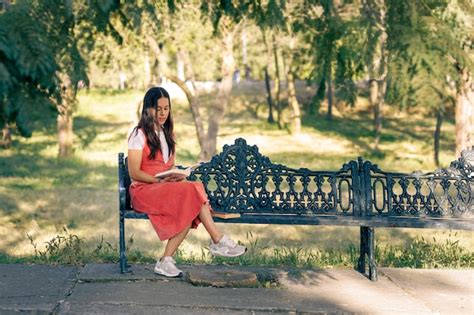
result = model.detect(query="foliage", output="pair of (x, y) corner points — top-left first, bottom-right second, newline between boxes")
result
(299, 1), (364, 112)
(0, 0), (121, 140)
(164, 2), (222, 81)
(385, 0), (472, 112)
(0, 1), (58, 137)
(1, 0), (470, 161)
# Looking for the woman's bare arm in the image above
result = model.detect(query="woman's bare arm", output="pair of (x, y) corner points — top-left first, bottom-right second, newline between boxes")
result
(128, 149), (158, 183)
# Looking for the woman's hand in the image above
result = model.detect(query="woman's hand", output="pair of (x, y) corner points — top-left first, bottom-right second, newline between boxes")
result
(160, 174), (186, 182)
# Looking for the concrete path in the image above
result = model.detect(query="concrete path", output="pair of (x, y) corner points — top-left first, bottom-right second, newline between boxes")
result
(0, 263), (472, 314)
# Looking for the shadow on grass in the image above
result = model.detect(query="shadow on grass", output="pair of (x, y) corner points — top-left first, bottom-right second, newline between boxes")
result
(74, 116), (131, 149)
(0, 153), (117, 189)
(384, 117), (456, 152)
(301, 113), (382, 156)
(265, 151), (358, 170)
(300, 111), (457, 166)
(0, 192), (19, 215)
(0, 112), (132, 190)
(0, 188), (118, 256)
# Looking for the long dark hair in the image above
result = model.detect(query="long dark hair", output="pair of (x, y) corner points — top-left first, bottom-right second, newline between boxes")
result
(131, 87), (176, 160)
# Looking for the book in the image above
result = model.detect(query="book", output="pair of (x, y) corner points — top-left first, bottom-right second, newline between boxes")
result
(211, 211), (241, 219)
(154, 164), (200, 179)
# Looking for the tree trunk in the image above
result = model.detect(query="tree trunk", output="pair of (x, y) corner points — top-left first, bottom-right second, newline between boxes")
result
(455, 67), (473, 157)
(57, 111), (74, 158)
(202, 25), (235, 160)
(2, 123), (11, 148)
(284, 37), (301, 134)
(371, 78), (382, 149)
(362, 0), (388, 151)
(369, 78), (378, 119)
(157, 43), (168, 84)
(375, 78), (386, 149)
(147, 36), (169, 85)
(262, 30), (275, 123)
(434, 110), (443, 167)
(167, 39), (207, 158)
(242, 23), (248, 80)
(1, 3), (11, 147)
(287, 70), (301, 134)
(177, 48), (186, 81)
(57, 74), (76, 158)
(272, 33), (283, 129)
(143, 48), (152, 89)
(264, 68), (275, 123)
(168, 75), (206, 157)
(326, 68), (333, 120)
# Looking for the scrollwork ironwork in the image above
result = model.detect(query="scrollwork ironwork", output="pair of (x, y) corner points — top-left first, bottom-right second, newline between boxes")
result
(189, 138), (473, 219)
(190, 138), (356, 215)
(368, 148), (473, 218)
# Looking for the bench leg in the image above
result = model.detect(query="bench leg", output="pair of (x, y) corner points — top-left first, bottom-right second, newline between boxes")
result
(119, 214), (130, 273)
(357, 226), (367, 274)
(358, 226), (378, 281)
(367, 227), (377, 281)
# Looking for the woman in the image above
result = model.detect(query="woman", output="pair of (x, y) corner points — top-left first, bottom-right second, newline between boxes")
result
(128, 87), (246, 277)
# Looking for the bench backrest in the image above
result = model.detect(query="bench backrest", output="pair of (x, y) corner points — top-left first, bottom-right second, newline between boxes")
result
(189, 139), (473, 220)
(118, 153), (132, 211)
(119, 138), (473, 229)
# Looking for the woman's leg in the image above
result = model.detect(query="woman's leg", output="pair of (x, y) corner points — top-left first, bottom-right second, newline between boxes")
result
(162, 223), (192, 258)
(199, 203), (223, 243)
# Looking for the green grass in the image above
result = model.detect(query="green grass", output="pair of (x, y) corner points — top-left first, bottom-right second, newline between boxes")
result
(3, 229), (472, 269)
(0, 84), (471, 266)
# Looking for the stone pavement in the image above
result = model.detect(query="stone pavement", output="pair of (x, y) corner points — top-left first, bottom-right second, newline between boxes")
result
(0, 263), (473, 314)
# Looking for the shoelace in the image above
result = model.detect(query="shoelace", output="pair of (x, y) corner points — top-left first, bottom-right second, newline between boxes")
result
(223, 238), (236, 248)
(162, 257), (176, 264)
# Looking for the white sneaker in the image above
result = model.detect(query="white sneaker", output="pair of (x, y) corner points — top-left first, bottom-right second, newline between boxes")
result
(154, 256), (183, 277)
(209, 234), (246, 257)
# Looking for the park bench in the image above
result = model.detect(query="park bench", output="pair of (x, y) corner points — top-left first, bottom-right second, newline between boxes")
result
(118, 138), (473, 281)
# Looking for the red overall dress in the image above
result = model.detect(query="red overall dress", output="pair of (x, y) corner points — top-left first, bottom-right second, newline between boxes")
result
(129, 139), (207, 240)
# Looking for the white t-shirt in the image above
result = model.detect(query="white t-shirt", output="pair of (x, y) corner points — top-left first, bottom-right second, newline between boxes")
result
(128, 129), (170, 163)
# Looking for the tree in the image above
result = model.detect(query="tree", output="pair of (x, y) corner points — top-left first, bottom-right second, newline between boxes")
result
(445, 1), (473, 157)
(187, 1), (246, 159)
(0, 1), (59, 148)
(199, 16), (238, 159)
(278, 2), (306, 134)
(302, 0), (363, 120)
(361, 0), (388, 150)
(261, 29), (276, 123)
(253, 1), (286, 126)
(384, 0), (473, 161)
(0, 0), (122, 157)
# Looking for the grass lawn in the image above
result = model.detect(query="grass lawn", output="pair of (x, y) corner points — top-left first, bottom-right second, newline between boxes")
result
(0, 82), (472, 267)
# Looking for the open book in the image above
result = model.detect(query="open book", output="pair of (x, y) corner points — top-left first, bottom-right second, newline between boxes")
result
(154, 164), (200, 179)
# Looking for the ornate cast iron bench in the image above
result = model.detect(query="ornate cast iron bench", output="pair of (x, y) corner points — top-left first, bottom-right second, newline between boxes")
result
(118, 138), (473, 280)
